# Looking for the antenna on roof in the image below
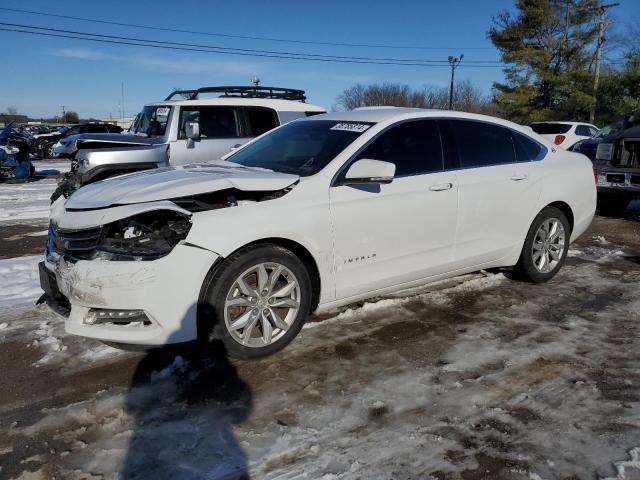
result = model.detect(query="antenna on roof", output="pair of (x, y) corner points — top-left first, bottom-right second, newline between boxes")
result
(251, 76), (261, 87)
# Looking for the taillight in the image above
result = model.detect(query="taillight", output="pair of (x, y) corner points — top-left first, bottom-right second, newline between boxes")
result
(593, 166), (599, 183)
(554, 135), (566, 145)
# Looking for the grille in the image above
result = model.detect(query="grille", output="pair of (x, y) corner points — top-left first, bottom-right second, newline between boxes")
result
(48, 223), (103, 259)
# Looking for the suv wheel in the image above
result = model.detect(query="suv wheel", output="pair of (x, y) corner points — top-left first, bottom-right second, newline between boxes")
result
(199, 243), (312, 359)
(514, 206), (570, 283)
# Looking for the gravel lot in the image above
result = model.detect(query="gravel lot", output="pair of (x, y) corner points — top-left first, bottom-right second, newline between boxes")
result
(1, 165), (639, 479)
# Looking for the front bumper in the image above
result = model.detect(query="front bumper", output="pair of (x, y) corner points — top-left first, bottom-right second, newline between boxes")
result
(40, 244), (219, 346)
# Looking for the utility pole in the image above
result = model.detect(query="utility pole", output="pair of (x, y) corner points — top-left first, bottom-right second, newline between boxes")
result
(448, 54), (464, 110)
(61, 105), (66, 123)
(121, 82), (125, 125)
(590, 1), (619, 124)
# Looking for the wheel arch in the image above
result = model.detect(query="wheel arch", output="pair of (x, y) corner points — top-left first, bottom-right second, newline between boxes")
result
(545, 200), (574, 233)
(197, 237), (322, 318)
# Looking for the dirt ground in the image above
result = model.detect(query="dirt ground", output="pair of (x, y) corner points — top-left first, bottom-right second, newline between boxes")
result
(0, 187), (639, 479)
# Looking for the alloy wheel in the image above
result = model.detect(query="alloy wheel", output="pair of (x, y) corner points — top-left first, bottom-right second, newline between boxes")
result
(532, 218), (566, 273)
(223, 262), (301, 348)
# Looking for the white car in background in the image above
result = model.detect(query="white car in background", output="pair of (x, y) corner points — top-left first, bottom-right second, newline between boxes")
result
(530, 121), (599, 149)
(40, 108), (597, 358)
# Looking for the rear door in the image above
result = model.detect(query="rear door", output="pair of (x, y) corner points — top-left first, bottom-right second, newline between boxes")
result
(330, 119), (458, 299)
(442, 119), (544, 268)
(170, 106), (252, 164)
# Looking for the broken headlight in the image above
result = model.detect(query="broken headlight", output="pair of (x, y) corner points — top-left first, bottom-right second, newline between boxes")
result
(97, 210), (191, 260)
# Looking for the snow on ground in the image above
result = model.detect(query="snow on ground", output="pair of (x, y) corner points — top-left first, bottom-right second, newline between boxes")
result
(0, 160), (68, 225)
(2, 238), (640, 479)
(0, 255), (42, 309)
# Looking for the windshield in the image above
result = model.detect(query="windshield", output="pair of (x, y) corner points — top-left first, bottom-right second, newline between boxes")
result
(594, 124), (620, 138)
(530, 123), (572, 134)
(224, 120), (374, 176)
(131, 105), (171, 136)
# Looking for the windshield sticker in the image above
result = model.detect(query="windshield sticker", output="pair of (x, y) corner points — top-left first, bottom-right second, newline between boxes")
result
(330, 122), (371, 133)
(156, 107), (170, 116)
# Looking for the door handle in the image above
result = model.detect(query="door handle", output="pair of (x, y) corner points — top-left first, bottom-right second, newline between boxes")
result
(510, 173), (528, 181)
(429, 182), (453, 191)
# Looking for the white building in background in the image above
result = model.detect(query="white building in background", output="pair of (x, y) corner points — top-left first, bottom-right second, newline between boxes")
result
(101, 116), (137, 130)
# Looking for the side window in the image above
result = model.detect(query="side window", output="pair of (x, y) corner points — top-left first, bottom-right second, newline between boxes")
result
(450, 120), (516, 168)
(87, 125), (108, 133)
(575, 125), (592, 136)
(179, 107), (240, 139)
(589, 126), (598, 136)
(65, 127), (80, 136)
(245, 107), (278, 136)
(512, 131), (545, 162)
(356, 120), (443, 176)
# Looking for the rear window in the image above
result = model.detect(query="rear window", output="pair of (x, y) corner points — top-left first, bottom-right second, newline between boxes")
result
(245, 107), (278, 136)
(530, 123), (572, 134)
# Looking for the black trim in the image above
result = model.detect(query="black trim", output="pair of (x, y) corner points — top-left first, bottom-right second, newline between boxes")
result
(165, 86), (306, 102)
(80, 162), (159, 185)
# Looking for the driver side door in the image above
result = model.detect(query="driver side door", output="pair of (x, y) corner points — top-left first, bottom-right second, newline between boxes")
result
(329, 119), (458, 300)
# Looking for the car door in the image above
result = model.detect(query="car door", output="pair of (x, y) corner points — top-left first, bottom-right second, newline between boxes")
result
(441, 119), (543, 268)
(329, 119), (458, 300)
(170, 106), (252, 165)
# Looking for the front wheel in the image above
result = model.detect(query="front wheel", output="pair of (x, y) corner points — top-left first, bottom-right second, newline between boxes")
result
(199, 244), (313, 359)
(513, 206), (570, 283)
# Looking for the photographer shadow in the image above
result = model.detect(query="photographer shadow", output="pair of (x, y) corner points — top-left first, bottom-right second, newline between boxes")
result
(119, 303), (252, 480)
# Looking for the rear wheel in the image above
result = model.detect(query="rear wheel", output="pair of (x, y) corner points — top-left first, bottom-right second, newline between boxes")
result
(199, 244), (312, 359)
(514, 206), (570, 283)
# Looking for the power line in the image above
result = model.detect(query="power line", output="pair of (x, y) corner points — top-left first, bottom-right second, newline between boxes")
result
(0, 22), (502, 65)
(0, 6), (496, 51)
(0, 26), (505, 68)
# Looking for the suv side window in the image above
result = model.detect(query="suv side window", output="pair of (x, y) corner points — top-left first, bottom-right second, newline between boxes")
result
(575, 124), (593, 136)
(356, 120), (443, 176)
(449, 119), (516, 168)
(245, 107), (278, 136)
(179, 106), (240, 139)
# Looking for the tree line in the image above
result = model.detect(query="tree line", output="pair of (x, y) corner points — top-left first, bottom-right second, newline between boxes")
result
(335, 0), (640, 127)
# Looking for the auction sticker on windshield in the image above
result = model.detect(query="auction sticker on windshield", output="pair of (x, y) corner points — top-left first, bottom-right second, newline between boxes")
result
(156, 107), (170, 116)
(330, 122), (371, 133)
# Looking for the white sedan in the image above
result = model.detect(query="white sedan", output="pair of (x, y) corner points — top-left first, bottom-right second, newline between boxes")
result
(41, 108), (596, 358)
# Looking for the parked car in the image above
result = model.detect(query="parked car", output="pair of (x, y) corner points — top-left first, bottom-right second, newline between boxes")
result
(0, 123), (34, 181)
(39, 108), (596, 358)
(530, 121), (598, 149)
(50, 86), (326, 201)
(569, 121), (624, 161)
(593, 118), (640, 214)
(34, 123), (123, 159)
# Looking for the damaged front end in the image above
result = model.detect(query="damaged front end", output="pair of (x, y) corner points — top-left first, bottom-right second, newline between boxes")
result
(39, 164), (299, 345)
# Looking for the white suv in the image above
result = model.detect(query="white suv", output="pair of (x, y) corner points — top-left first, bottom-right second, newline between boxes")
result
(40, 108), (596, 358)
(51, 86), (325, 199)
(530, 121), (598, 149)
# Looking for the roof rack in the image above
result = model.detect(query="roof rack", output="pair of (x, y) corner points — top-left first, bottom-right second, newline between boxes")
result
(164, 86), (306, 102)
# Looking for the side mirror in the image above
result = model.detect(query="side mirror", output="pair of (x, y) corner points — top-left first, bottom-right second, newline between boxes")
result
(340, 159), (396, 185)
(185, 121), (200, 140)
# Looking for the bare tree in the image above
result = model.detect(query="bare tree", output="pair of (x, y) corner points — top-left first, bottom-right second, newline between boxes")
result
(335, 81), (493, 114)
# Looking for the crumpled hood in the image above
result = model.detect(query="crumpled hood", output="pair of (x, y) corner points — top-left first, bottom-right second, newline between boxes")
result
(65, 162), (299, 210)
(62, 133), (159, 150)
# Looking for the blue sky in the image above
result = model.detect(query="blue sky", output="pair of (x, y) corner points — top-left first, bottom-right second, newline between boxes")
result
(1, 0), (638, 119)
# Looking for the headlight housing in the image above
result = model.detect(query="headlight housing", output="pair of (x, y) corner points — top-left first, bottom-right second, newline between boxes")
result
(596, 143), (614, 161)
(96, 210), (191, 260)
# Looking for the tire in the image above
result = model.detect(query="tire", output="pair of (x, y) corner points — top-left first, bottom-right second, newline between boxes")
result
(513, 206), (570, 283)
(199, 243), (313, 359)
(597, 194), (630, 216)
